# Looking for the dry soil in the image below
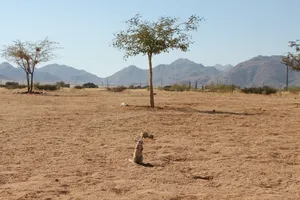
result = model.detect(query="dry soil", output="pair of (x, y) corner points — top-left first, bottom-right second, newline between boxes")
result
(0, 88), (300, 200)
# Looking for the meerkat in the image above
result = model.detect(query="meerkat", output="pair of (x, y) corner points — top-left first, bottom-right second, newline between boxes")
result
(131, 132), (155, 164)
(133, 138), (144, 164)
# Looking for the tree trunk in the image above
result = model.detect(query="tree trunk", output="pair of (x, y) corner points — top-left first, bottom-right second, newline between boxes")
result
(30, 73), (34, 92)
(286, 65), (289, 91)
(26, 73), (30, 92)
(148, 53), (154, 107)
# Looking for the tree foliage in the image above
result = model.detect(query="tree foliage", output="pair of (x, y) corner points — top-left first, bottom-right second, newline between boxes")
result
(282, 40), (300, 71)
(1, 37), (60, 92)
(112, 14), (203, 107)
(112, 14), (203, 58)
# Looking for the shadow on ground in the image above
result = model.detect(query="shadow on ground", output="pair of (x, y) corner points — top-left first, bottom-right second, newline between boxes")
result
(139, 163), (154, 168)
(130, 105), (258, 116)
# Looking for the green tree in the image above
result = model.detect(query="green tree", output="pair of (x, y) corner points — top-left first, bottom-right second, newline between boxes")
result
(1, 38), (60, 93)
(282, 40), (300, 71)
(112, 14), (203, 107)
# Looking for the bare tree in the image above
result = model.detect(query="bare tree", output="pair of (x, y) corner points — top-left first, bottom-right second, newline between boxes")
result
(1, 38), (60, 93)
(112, 14), (203, 107)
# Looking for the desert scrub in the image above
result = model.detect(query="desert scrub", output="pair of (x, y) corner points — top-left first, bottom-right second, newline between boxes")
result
(35, 83), (60, 91)
(106, 86), (127, 92)
(56, 81), (70, 88)
(74, 85), (83, 89)
(4, 82), (27, 89)
(205, 83), (239, 93)
(82, 82), (99, 88)
(241, 86), (277, 95)
(288, 86), (300, 94)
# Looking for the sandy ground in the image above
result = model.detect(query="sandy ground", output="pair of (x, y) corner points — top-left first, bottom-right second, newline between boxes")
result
(0, 88), (300, 200)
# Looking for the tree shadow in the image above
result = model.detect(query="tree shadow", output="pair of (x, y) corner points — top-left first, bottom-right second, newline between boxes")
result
(192, 175), (213, 180)
(132, 105), (258, 116)
(138, 163), (154, 168)
(161, 106), (256, 115)
(196, 109), (255, 116)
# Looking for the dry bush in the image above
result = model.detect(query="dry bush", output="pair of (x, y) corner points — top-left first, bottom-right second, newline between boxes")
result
(106, 86), (127, 92)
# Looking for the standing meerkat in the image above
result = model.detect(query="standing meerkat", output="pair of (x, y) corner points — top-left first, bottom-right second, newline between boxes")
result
(133, 138), (144, 164)
(131, 132), (154, 164)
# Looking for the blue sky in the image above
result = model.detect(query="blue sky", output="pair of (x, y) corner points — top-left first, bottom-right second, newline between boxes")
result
(0, 0), (299, 77)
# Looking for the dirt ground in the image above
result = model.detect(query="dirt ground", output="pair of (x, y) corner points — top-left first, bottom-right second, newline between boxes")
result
(0, 88), (300, 200)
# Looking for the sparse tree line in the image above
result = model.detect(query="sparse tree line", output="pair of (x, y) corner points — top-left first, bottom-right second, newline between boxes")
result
(0, 81), (99, 91)
(1, 13), (300, 107)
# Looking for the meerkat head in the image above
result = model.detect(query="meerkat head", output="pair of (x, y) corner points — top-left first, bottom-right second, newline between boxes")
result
(140, 132), (149, 138)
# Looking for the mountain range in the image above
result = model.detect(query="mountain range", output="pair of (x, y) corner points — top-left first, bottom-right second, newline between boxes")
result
(1, 55), (300, 88)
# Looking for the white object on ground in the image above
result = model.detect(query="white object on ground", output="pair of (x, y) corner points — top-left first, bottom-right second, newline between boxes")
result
(120, 102), (128, 107)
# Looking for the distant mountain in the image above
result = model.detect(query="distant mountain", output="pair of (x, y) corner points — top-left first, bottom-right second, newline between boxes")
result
(37, 64), (103, 85)
(106, 65), (148, 86)
(34, 72), (62, 83)
(0, 62), (25, 81)
(0, 62), (63, 84)
(0, 62), (105, 85)
(0, 62), (13, 70)
(216, 55), (300, 87)
(155, 59), (222, 86)
(0, 74), (11, 82)
(1, 55), (300, 88)
(107, 58), (222, 86)
(212, 64), (234, 72)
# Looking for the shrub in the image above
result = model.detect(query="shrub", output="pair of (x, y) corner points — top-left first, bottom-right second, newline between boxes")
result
(241, 86), (277, 95)
(128, 85), (142, 89)
(172, 84), (190, 91)
(82, 82), (98, 88)
(141, 85), (149, 89)
(106, 86), (127, 92)
(4, 82), (27, 89)
(161, 84), (190, 92)
(288, 86), (300, 94)
(35, 83), (60, 91)
(158, 84), (189, 92)
(160, 85), (172, 91)
(205, 83), (239, 93)
(56, 81), (70, 88)
(74, 85), (83, 89)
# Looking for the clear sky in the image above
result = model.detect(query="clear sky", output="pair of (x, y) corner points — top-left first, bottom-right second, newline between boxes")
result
(0, 0), (299, 77)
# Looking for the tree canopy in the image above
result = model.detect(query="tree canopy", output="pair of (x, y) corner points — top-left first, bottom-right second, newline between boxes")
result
(113, 14), (203, 58)
(112, 14), (203, 107)
(1, 37), (60, 92)
(282, 40), (300, 71)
